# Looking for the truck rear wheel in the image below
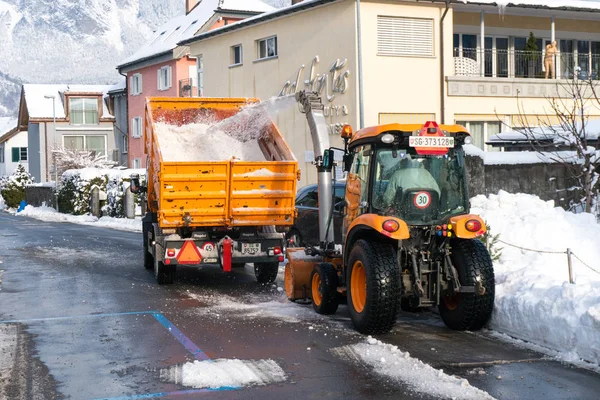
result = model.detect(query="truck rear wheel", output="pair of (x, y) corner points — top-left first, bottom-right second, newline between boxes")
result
(347, 240), (400, 334)
(311, 263), (339, 315)
(439, 239), (495, 331)
(155, 259), (175, 285)
(254, 262), (279, 284)
(143, 225), (154, 270)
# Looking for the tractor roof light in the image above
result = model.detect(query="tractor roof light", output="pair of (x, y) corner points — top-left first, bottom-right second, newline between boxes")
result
(381, 133), (395, 144)
(382, 220), (400, 233)
(465, 219), (482, 232)
(341, 124), (353, 138)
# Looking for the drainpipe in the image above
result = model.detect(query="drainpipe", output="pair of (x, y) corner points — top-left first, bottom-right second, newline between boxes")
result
(44, 122), (49, 182)
(356, 0), (365, 129)
(480, 11), (485, 77)
(440, 0), (450, 124)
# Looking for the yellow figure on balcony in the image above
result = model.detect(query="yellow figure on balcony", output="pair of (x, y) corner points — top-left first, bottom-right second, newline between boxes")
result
(545, 41), (557, 79)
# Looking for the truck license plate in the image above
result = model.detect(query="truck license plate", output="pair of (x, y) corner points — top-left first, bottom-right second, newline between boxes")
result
(242, 243), (261, 255)
(409, 136), (454, 148)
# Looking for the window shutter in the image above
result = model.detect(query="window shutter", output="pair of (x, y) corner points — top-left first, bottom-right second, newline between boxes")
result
(168, 66), (172, 89)
(12, 147), (20, 162)
(377, 16), (434, 57)
(157, 70), (161, 90)
(129, 76), (133, 94)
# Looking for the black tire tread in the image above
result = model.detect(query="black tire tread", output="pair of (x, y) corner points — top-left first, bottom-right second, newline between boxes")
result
(440, 239), (495, 331)
(311, 263), (339, 315)
(347, 240), (400, 335)
(254, 262), (279, 284)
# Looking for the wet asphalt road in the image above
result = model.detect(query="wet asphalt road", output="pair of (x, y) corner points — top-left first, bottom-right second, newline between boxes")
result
(0, 212), (599, 400)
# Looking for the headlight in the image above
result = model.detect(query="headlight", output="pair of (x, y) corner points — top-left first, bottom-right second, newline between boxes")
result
(381, 134), (395, 143)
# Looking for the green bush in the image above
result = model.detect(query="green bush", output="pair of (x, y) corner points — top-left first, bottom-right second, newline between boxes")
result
(57, 171), (108, 215)
(479, 223), (503, 263)
(0, 164), (34, 208)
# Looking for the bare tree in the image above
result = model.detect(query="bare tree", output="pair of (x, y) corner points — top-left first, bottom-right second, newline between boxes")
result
(501, 75), (600, 213)
(53, 146), (115, 178)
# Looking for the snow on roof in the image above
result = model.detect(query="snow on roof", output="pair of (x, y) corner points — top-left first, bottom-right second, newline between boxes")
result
(489, 119), (600, 143)
(23, 84), (115, 120)
(117, 0), (274, 69)
(0, 117), (17, 137)
(461, 0), (600, 12)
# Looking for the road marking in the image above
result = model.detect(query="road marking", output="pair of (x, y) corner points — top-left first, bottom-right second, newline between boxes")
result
(151, 312), (211, 361)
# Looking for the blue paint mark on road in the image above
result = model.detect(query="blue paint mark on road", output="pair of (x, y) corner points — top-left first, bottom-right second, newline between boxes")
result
(93, 386), (239, 400)
(151, 312), (211, 361)
(0, 311), (159, 324)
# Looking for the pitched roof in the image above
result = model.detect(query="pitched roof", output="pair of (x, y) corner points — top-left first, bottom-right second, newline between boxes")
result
(117, 0), (274, 69)
(460, 1), (600, 12)
(0, 117), (18, 144)
(22, 84), (115, 120)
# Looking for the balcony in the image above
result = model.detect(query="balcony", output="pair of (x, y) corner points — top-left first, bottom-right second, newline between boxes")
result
(449, 49), (600, 98)
(453, 48), (600, 80)
(178, 78), (199, 97)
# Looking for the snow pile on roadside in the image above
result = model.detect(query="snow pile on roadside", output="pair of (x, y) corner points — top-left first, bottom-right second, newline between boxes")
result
(471, 191), (600, 366)
(0, 193), (5, 211)
(334, 338), (495, 400)
(16, 205), (141, 232)
(160, 359), (286, 389)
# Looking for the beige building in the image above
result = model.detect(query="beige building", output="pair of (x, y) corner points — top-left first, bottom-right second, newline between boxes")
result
(180, 0), (600, 185)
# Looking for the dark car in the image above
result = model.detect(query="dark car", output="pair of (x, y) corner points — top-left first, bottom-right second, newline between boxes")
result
(287, 182), (346, 247)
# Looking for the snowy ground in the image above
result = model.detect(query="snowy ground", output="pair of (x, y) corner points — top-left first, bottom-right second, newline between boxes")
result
(2, 190), (600, 395)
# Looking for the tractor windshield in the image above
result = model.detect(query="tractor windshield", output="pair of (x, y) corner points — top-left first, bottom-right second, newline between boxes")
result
(371, 148), (469, 225)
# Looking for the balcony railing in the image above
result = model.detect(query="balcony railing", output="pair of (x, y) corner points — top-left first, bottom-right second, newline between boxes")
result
(178, 78), (199, 97)
(453, 48), (600, 80)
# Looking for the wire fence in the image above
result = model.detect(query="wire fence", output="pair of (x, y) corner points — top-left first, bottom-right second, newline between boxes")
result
(494, 238), (599, 284)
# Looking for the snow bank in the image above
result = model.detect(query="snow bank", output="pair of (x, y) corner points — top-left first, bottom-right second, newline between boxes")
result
(471, 191), (600, 366)
(0, 193), (5, 211)
(154, 122), (267, 162)
(16, 205), (141, 232)
(464, 145), (579, 165)
(160, 359), (286, 389)
(334, 338), (494, 400)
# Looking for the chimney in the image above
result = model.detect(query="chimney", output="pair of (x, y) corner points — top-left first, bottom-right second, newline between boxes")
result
(186, 0), (198, 14)
(292, 0), (304, 4)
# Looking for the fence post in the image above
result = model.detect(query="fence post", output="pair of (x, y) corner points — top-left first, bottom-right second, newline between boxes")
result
(125, 186), (135, 219)
(90, 187), (100, 218)
(566, 248), (575, 284)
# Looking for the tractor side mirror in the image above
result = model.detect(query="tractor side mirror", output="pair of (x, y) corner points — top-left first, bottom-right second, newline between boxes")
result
(322, 149), (334, 170)
(130, 173), (146, 194)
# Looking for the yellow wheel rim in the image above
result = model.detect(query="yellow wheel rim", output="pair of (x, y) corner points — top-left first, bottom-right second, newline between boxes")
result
(351, 261), (367, 313)
(312, 272), (322, 306)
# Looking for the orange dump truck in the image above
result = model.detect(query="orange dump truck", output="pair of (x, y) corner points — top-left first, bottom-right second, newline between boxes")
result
(131, 97), (299, 285)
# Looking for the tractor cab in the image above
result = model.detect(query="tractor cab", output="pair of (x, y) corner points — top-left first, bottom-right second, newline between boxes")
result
(345, 121), (472, 228)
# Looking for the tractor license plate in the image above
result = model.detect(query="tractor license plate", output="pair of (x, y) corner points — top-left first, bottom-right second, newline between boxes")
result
(241, 243), (261, 255)
(409, 136), (454, 148)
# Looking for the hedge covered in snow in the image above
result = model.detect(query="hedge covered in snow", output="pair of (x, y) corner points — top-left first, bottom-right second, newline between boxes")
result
(1, 163), (35, 208)
(57, 168), (146, 217)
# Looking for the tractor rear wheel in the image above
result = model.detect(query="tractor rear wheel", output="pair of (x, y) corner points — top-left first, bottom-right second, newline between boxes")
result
(439, 239), (495, 331)
(347, 240), (400, 334)
(310, 263), (339, 315)
(254, 262), (279, 284)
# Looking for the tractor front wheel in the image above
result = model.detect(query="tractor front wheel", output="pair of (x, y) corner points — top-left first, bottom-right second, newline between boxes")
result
(310, 263), (339, 315)
(439, 239), (495, 331)
(347, 240), (400, 334)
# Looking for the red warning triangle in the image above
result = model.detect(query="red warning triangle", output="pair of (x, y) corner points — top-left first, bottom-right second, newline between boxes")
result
(176, 241), (202, 265)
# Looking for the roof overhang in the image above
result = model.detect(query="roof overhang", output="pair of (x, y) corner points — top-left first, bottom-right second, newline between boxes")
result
(116, 50), (174, 74)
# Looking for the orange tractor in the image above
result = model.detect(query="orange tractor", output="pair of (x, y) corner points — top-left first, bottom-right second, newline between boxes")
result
(285, 92), (495, 334)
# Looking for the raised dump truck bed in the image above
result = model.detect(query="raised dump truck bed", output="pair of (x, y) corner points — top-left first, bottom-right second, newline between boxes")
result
(135, 97), (299, 285)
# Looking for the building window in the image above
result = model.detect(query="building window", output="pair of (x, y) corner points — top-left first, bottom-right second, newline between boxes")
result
(0, 144), (4, 163)
(131, 73), (143, 95)
(122, 135), (128, 154)
(133, 158), (141, 169)
(131, 117), (142, 138)
(11, 147), (27, 162)
(70, 98), (99, 125)
(456, 121), (501, 152)
(158, 66), (172, 91)
(377, 16), (433, 57)
(197, 55), (204, 96)
(231, 44), (243, 66)
(257, 36), (277, 60)
(64, 135), (107, 157)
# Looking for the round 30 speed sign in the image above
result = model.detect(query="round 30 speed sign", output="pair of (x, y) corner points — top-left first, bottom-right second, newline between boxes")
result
(413, 191), (431, 209)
